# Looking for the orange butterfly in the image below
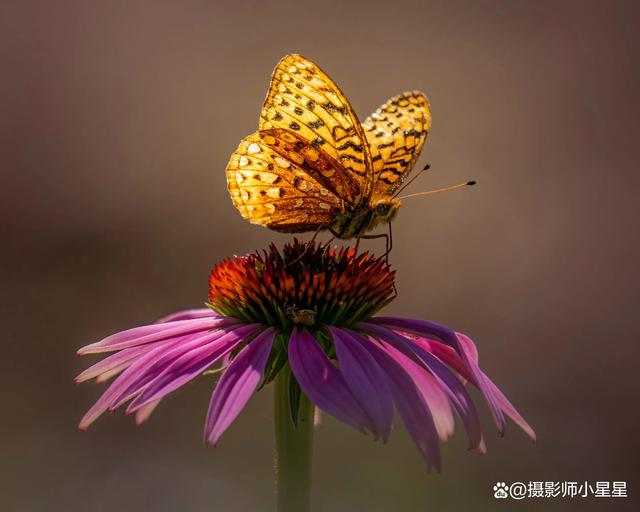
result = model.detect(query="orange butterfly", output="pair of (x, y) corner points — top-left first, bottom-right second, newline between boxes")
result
(226, 54), (469, 243)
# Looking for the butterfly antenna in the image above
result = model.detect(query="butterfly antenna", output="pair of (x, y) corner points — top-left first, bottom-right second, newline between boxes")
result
(397, 181), (476, 201)
(392, 164), (431, 198)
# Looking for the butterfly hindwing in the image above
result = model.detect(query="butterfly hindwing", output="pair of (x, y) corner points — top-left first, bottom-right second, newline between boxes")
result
(363, 91), (431, 196)
(259, 54), (375, 203)
(226, 131), (343, 232)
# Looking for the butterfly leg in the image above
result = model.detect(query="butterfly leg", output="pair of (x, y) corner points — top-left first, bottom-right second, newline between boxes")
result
(308, 224), (323, 248)
(287, 225), (326, 266)
(381, 222), (394, 262)
(377, 222), (396, 295)
(359, 232), (391, 261)
(385, 222), (396, 297)
(385, 221), (393, 260)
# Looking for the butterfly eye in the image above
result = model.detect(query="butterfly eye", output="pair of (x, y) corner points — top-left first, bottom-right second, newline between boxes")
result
(376, 203), (390, 216)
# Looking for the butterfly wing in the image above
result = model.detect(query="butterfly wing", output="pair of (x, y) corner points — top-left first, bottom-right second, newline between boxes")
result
(226, 130), (345, 233)
(260, 54), (374, 204)
(363, 91), (431, 196)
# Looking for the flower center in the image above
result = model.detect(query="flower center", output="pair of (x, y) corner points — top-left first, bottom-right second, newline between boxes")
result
(208, 240), (396, 330)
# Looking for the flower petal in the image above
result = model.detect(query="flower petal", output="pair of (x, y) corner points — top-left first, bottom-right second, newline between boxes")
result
(329, 327), (393, 442)
(134, 399), (161, 425)
(408, 332), (535, 441)
(95, 361), (138, 383)
(457, 333), (536, 442)
(457, 331), (479, 363)
(411, 337), (470, 382)
(375, 335), (454, 442)
(372, 316), (506, 434)
(156, 308), (219, 323)
(348, 332), (442, 471)
(482, 375), (537, 442)
(110, 325), (258, 410)
(127, 324), (260, 411)
(78, 316), (237, 355)
(75, 344), (159, 383)
(204, 328), (276, 445)
(363, 323), (483, 450)
(78, 328), (231, 429)
(288, 328), (370, 434)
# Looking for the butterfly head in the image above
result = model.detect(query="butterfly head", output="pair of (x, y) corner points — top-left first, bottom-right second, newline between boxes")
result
(370, 197), (401, 227)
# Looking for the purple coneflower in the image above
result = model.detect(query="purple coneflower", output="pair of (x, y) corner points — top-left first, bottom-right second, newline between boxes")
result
(77, 240), (534, 509)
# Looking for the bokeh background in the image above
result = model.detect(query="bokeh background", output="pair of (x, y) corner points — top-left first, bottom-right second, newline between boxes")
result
(2, 1), (638, 511)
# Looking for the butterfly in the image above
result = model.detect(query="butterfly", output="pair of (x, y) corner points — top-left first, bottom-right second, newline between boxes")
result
(226, 53), (443, 243)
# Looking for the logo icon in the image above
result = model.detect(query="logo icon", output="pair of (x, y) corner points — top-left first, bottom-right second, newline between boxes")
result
(493, 482), (509, 499)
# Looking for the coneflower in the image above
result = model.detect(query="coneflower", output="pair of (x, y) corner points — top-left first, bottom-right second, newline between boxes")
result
(77, 240), (534, 511)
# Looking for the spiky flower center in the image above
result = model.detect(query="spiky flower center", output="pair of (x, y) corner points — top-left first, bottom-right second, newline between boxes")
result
(208, 240), (395, 330)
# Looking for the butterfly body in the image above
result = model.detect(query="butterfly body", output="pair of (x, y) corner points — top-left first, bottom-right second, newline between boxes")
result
(330, 198), (400, 239)
(226, 54), (430, 239)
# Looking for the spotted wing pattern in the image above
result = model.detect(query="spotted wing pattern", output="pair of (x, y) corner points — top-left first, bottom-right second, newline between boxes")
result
(259, 54), (374, 204)
(226, 130), (346, 232)
(362, 91), (431, 196)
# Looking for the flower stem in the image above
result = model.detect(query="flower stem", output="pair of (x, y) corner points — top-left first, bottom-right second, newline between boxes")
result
(274, 364), (314, 512)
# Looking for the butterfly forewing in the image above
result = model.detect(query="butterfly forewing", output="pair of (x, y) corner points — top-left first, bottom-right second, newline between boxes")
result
(226, 131), (343, 232)
(260, 128), (362, 205)
(363, 91), (431, 196)
(259, 54), (374, 203)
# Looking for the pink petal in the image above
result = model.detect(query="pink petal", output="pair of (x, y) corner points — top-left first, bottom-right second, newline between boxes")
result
(372, 316), (506, 434)
(363, 323), (483, 450)
(288, 328), (370, 434)
(78, 316), (237, 355)
(135, 399), (161, 425)
(75, 344), (159, 383)
(127, 324), (260, 411)
(380, 339), (454, 442)
(374, 318), (535, 442)
(204, 328), (276, 445)
(457, 333), (536, 442)
(156, 308), (219, 323)
(109, 327), (255, 411)
(483, 376), (536, 442)
(350, 332), (442, 471)
(78, 329), (228, 429)
(95, 361), (136, 383)
(330, 327), (393, 442)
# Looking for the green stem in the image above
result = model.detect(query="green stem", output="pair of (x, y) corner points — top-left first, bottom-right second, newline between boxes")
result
(274, 365), (314, 512)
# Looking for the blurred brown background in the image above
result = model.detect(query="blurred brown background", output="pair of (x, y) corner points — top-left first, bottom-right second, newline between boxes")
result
(1, 1), (639, 511)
